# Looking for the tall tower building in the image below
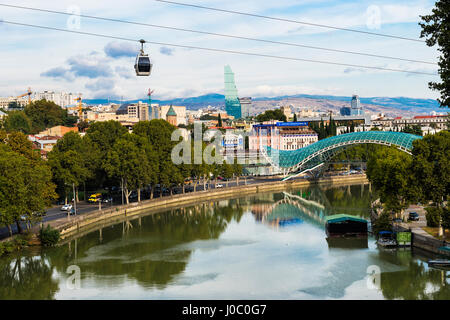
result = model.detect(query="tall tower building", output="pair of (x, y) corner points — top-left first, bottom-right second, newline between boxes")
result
(350, 95), (364, 116)
(224, 65), (242, 119)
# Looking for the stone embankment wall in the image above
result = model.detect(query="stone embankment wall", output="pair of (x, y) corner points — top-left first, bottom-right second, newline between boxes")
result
(48, 175), (368, 240)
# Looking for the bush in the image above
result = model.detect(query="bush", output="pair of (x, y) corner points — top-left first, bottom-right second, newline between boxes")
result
(39, 225), (60, 246)
(425, 206), (441, 227)
(372, 212), (393, 236)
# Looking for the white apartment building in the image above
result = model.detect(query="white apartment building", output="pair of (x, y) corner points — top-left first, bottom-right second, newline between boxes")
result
(33, 91), (78, 108)
(0, 96), (29, 109)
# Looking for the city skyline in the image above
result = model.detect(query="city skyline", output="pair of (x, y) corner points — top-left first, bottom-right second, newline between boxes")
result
(0, 0), (441, 101)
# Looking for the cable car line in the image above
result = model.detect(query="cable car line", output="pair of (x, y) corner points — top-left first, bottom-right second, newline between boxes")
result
(0, 3), (436, 65)
(155, 0), (426, 43)
(1, 20), (438, 76)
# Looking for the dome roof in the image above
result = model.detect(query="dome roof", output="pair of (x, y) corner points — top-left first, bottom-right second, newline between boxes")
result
(167, 105), (177, 117)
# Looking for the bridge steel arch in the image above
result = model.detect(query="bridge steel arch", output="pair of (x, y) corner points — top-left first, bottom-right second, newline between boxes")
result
(262, 131), (422, 175)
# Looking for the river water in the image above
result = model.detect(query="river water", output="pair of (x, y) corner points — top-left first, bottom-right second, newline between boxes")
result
(1, 183), (449, 300)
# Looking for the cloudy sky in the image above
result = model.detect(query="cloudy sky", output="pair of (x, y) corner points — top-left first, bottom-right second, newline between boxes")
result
(0, 0), (441, 101)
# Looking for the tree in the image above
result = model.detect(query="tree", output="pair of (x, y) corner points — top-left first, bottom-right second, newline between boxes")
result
(410, 131), (450, 237)
(366, 147), (413, 217)
(256, 109), (287, 122)
(133, 120), (178, 196)
(217, 113), (223, 128)
(3, 111), (32, 134)
(3, 131), (39, 160)
(25, 99), (77, 133)
(293, 113), (297, 122)
(104, 134), (153, 204)
(0, 145), (57, 235)
(48, 132), (93, 206)
(77, 120), (90, 133)
(419, 1), (450, 107)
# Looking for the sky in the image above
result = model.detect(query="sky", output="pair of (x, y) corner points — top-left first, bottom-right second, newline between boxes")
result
(0, 0), (441, 101)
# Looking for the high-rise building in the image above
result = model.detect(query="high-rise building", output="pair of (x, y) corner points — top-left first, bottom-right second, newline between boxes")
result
(224, 65), (242, 119)
(350, 95), (364, 116)
(239, 97), (252, 118)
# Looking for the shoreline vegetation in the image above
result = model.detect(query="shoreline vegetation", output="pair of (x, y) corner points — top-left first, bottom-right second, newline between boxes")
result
(0, 174), (368, 256)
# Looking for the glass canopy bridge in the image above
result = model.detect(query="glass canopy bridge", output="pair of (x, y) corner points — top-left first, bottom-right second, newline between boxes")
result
(261, 131), (422, 181)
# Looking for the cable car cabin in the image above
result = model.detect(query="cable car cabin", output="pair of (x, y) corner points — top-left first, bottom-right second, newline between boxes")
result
(325, 214), (368, 238)
(134, 54), (152, 76)
(134, 39), (153, 76)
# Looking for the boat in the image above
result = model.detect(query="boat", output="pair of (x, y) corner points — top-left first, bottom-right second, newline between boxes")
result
(377, 231), (398, 248)
(325, 214), (368, 238)
(428, 259), (450, 270)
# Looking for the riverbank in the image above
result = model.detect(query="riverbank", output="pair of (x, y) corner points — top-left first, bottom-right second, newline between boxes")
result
(374, 204), (450, 258)
(33, 174), (367, 242)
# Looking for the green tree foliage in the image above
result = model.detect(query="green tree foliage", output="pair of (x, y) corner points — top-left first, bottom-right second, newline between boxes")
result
(256, 109), (287, 122)
(402, 125), (423, 136)
(0, 144), (57, 234)
(3, 111), (32, 134)
(134, 120), (181, 193)
(39, 225), (60, 246)
(410, 131), (450, 234)
(420, 1), (450, 107)
(372, 212), (393, 235)
(24, 99), (78, 133)
(104, 133), (157, 204)
(366, 147), (413, 215)
(48, 132), (94, 202)
(217, 113), (223, 127)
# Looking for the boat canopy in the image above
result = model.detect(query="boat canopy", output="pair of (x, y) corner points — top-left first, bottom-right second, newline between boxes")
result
(325, 214), (367, 224)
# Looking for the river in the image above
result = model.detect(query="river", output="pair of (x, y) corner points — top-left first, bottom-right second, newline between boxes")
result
(1, 183), (449, 300)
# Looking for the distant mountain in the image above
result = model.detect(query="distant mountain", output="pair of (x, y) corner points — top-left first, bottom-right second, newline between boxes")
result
(84, 93), (225, 109)
(84, 93), (446, 114)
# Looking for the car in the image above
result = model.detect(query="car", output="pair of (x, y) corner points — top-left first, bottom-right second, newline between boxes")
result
(68, 208), (76, 215)
(61, 204), (73, 211)
(408, 212), (420, 221)
(216, 184), (224, 188)
(393, 218), (403, 223)
(102, 197), (113, 203)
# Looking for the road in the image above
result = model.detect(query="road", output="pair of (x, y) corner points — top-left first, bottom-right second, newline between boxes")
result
(0, 174), (347, 240)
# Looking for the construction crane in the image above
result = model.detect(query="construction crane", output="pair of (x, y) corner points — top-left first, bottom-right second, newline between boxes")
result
(16, 87), (33, 105)
(74, 94), (83, 119)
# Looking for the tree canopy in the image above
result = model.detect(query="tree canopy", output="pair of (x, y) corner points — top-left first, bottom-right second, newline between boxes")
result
(420, 0), (450, 107)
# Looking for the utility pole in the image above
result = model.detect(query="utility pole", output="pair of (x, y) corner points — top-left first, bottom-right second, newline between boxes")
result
(121, 177), (124, 206)
(72, 183), (77, 216)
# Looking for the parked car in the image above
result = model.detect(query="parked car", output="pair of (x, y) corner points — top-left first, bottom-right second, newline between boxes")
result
(216, 184), (224, 188)
(88, 193), (102, 203)
(408, 212), (420, 221)
(61, 204), (73, 211)
(393, 218), (403, 223)
(69, 208), (76, 215)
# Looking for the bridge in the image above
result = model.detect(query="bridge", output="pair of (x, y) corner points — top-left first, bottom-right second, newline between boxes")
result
(261, 131), (422, 178)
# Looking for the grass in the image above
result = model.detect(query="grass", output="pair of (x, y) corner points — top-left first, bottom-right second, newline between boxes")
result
(422, 226), (450, 240)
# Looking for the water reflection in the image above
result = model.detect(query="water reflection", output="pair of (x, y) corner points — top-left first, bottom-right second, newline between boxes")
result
(250, 183), (373, 230)
(0, 253), (59, 300)
(0, 183), (448, 300)
(51, 200), (245, 290)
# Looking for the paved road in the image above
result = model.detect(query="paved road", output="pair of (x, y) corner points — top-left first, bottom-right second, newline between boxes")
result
(0, 174), (348, 240)
(0, 179), (260, 239)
